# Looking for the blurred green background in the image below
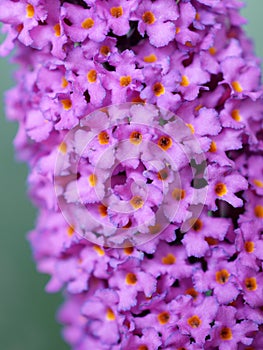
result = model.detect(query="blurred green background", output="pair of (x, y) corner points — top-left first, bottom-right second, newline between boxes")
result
(0, 1), (262, 349)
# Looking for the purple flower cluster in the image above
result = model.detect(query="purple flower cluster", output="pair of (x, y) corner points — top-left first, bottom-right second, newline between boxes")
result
(1, 0), (263, 349)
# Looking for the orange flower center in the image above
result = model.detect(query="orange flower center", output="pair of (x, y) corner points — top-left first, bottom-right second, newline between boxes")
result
(123, 247), (134, 255)
(81, 18), (94, 29)
(125, 272), (137, 285)
(180, 75), (190, 87)
(220, 327), (233, 340)
(153, 82), (165, 96)
(106, 308), (116, 321)
(158, 136), (172, 151)
(162, 253), (176, 265)
(129, 131), (142, 145)
(245, 277), (257, 291)
(157, 311), (170, 325)
(191, 218), (203, 232)
(67, 225), (74, 237)
(143, 54), (157, 63)
(231, 109), (242, 121)
(87, 69), (97, 83)
(254, 205), (263, 218)
(142, 11), (156, 24)
(209, 140), (217, 153)
(98, 204), (107, 217)
(172, 188), (186, 200)
(244, 241), (255, 253)
(205, 237), (218, 246)
(93, 245), (105, 256)
(53, 23), (61, 37)
(138, 346), (148, 350)
(216, 269), (230, 284)
(231, 81), (243, 93)
(187, 315), (202, 328)
(61, 99), (72, 110)
(100, 45), (110, 56)
(26, 4), (34, 18)
(58, 142), (67, 154)
(110, 6), (123, 18)
(214, 182), (228, 197)
(98, 131), (110, 145)
(185, 288), (198, 300)
(88, 174), (97, 187)
(186, 123), (195, 134)
(120, 75), (132, 87)
(130, 196), (144, 209)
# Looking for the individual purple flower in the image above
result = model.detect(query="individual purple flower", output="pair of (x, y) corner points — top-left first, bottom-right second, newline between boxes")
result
(208, 305), (258, 349)
(134, 0), (179, 47)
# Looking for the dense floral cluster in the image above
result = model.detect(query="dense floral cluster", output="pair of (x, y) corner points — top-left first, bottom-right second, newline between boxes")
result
(1, 0), (263, 349)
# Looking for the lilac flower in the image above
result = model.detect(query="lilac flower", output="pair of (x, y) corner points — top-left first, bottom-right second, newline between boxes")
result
(1, 0), (263, 349)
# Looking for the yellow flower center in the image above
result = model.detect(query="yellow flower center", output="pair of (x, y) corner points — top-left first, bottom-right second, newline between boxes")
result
(143, 54), (157, 63)
(88, 174), (97, 187)
(186, 123), (195, 134)
(87, 69), (97, 83)
(58, 141), (67, 154)
(153, 82), (165, 96)
(129, 131), (142, 145)
(130, 196), (144, 209)
(61, 99), (72, 110)
(61, 77), (68, 88)
(98, 131), (110, 145)
(158, 135), (172, 151)
(157, 311), (170, 325)
(231, 109), (242, 121)
(245, 277), (257, 291)
(53, 23), (61, 37)
(106, 308), (116, 321)
(93, 245), (105, 256)
(220, 327), (233, 340)
(26, 4), (34, 18)
(254, 205), (263, 218)
(231, 81), (243, 93)
(81, 18), (94, 29)
(180, 75), (190, 87)
(214, 182), (228, 197)
(125, 272), (137, 285)
(120, 75), (132, 87)
(216, 269), (230, 284)
(209, 140), (217, 153)
(187, 315), (202, 328)
(142, 11), (156, 25)
(110, 6), (123, 18)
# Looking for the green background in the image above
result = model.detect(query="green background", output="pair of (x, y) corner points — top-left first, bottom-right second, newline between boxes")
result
(0, 1), (262, 349)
